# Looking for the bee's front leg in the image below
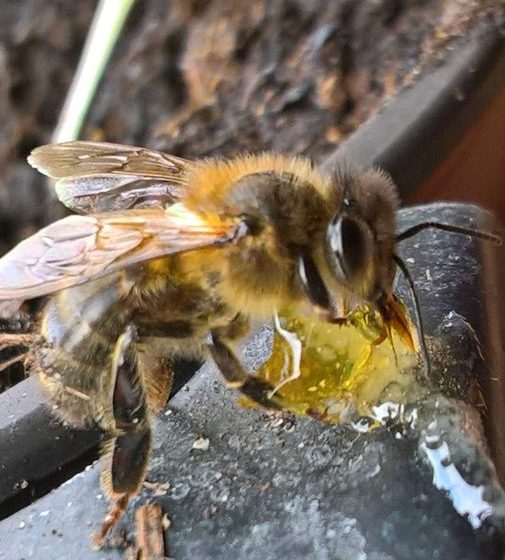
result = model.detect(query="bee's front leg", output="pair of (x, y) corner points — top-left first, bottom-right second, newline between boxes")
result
(93, 325), (152, 548)
(208, 318), (286, 410)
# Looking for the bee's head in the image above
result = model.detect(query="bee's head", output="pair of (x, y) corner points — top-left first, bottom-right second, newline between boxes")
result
(299, 167), (399, 316)
(221, 161), (400, 318)
(326, 167), (399, 300)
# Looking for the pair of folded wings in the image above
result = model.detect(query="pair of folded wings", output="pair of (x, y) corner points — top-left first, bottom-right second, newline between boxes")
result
(0, 142), (240, 306)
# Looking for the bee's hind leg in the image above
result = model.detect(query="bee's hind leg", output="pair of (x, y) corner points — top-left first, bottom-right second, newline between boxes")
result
(208, 320), (285, 411)
(93, 325), (152, 548)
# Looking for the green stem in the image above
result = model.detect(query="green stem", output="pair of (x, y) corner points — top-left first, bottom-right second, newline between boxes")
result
(52, 0), (136, 143)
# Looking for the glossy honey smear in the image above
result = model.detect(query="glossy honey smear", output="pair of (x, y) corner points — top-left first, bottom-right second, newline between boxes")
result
(243, 301), (422, 423)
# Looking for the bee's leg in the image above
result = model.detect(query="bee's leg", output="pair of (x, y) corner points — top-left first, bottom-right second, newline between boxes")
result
(0, 332), (35, 349)
(0, 351), (28, 374)
(93, 325), (152, 548)
(0, 332), (35, 373)
(137, 317), (285, 409)
(208, 318), (285, 410)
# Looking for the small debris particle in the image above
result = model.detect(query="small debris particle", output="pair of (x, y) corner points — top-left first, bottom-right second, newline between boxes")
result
(161, 513), (172, 531)
(135, 503), (168, 560)
(164, 409), (173, 416)
(192, 437), (210, 451)
(18, 521), (26, 529)
(271, 417), (284, 428)
(406, 257), (415, 264)
(284, 422), (295, 433)
(260, 482), (271, 493)
(39, 510), (50, 517)
(144, 481), (171, 496)
(426, 268), (432, 281)
(352, 418), (372, 433)
(64, 386), (91, 400)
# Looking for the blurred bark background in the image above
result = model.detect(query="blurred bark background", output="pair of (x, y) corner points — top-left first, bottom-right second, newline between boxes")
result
(0, 0), (503, 253)
(0, 1), (98, 248)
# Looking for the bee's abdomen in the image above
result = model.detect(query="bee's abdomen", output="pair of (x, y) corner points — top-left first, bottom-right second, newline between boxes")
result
(35, 274), (133, 427)
(43, 275), (132, 358)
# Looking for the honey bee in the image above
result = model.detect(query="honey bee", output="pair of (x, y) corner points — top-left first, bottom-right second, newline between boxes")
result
(0, 142), (497, 545)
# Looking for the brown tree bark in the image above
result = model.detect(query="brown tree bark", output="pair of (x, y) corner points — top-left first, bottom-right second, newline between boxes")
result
(0, 0), (502, 250)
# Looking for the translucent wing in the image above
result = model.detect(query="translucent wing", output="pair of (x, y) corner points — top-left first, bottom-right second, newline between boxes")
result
(28, 141), (200, 213)
(0, 206), (240, 303)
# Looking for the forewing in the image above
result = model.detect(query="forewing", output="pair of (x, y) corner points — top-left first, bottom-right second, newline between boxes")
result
(28, 141), (200, 213)
(0, 207), (238, 302)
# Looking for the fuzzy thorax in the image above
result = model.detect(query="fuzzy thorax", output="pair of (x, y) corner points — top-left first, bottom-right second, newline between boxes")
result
(183, 152), (334, 214)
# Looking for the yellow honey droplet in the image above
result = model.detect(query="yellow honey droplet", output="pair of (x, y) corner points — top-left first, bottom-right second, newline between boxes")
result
(244, 303), (421, 423)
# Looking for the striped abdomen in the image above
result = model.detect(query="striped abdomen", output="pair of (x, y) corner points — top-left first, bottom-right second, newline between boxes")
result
(34, 272), (134, 428)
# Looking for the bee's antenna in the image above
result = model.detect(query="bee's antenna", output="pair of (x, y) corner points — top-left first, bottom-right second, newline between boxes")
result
(396, 221), (501, 245)
(392, 254), (431, 379)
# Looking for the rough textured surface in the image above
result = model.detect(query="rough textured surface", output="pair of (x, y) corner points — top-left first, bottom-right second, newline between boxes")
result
(88, 0), (504, 161)
(0, 376), (99, 509)
(1, 204), (504, 560)
(322, 28), (505, 202)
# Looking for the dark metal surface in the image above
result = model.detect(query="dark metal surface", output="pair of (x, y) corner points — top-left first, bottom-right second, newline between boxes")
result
(0, 377), (99, 512)
(0, 203), (504, 560)
(0, 361), (197, 518)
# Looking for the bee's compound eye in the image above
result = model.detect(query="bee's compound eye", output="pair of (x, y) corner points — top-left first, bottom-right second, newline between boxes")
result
(326, 215), (372, 284)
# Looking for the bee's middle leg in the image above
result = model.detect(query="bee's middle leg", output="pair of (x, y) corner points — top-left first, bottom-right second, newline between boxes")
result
(94, 325), (152, 547)
(137, 316), (286, 410)
(208, 317), (285, 410)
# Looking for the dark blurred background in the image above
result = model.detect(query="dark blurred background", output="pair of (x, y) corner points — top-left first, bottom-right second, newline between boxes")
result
(0, 0), (504, 256)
